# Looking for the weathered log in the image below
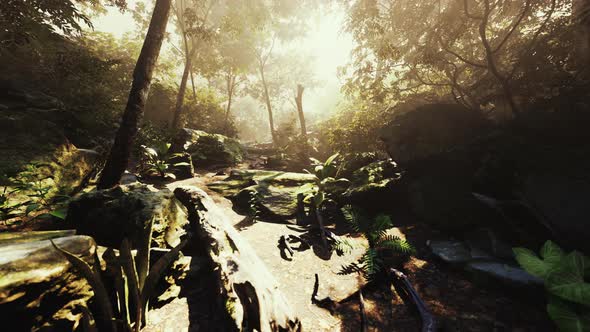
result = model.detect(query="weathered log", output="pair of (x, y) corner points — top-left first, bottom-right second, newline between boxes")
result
(174, 186), (301, 331)
(390, 268), (437, 332)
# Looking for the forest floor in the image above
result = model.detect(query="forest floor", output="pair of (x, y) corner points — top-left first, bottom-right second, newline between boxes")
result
(165, 155), (554, 332)
(3, 155), (555, 331)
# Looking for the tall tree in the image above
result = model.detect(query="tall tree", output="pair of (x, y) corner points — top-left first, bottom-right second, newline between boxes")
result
(98, 0), (172, 189)
(295, 84), (307, 138)
(341, 0), (563, 116)
(255, 36), (278, 146)
(170, 0), (216, 129)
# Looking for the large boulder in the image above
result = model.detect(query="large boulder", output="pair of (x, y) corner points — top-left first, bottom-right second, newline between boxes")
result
(379, 103), (490, 165)
(0, 233), (97, 331)
(522, 173), (590, 254)
(171, 128), (244, 168)
(208, 170), (316, 221)
(66, 183), (189, 249)
(174, 186), (301, 331)
(0, 86), (97, 198)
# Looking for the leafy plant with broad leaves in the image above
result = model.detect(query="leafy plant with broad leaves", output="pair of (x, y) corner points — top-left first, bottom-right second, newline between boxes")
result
(298, 153), (342, 208)
(337, 205), (415, 281)
(514, 241), (590, 331)
(139, 142), (190, 179)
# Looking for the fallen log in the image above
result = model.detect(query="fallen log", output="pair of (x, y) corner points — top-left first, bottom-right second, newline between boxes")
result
(174, 186), (301, 332)
(390, 268), (437, 332)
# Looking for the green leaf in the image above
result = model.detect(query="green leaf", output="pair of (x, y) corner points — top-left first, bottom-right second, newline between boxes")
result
(541, 241), (566, 266)
(314, 191), (325, 207)
(49, 209), (67, 220)
(513, 247), (552, 279)
(547, 297), (590, 332)
(173, 162), (191, 167)
(25, 203), (41, 215)
(547, 251), (590, 307)
(324, 153), (340, 167)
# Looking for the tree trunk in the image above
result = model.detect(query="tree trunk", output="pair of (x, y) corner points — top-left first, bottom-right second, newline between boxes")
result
(260, 65), (277, 146)
(98, 0), (172, 189)
(171, 55), (192, 129)
(223, 73), (235, 135)
(295, 84), (306, 138)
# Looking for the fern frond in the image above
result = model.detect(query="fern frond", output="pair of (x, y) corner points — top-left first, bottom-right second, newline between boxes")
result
(375, 235), (416, 255)
(342, 205), (367, 232)
(337, 261), (365, 276)
(361, 249), (382, 280)
(370, 214), (393, 233)
(333, 238), (355, 256)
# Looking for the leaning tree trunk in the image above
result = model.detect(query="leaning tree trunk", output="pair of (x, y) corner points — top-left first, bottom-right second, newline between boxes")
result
(98, 0), (172, 189)
(171, 55), (192, 129)
(260, 65), (277, 147)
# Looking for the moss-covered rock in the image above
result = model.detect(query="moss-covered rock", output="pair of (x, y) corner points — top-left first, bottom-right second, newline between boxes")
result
(0, 234), (96, 331)
(0, 89), (97, 199)
(66, 184), (188, 249)
(209, 169), (316, 220)
(171, 128), (244, 168)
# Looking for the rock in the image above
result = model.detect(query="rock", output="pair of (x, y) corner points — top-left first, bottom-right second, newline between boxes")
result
(405, 167), (496, 231)
(379, 104), (489, 165)
(428, 240), (473, 265)
(0, 108), (97, 195)
(338, 152), (380, 179)
(339, 159), (403, 211)
(0, 229), (76, 246)
(209, 170), (316, 221)
(66, 183), (188, 249)
(464, 228), (514, 260)
(171, 128), (244, 168)
(120, 170), (138, 185)
(0, 235), (97, 331)
(0, 85), (97, 199)
(466, 261), (543, 288)
(522, 172), (590, 254)
(168, 152), (194, 180)
(321, 177), (351, 197)
(349, 159), (400, 187)
(174, 186), (301, 331)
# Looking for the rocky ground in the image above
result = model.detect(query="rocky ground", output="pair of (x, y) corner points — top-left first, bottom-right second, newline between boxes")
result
(157, 157), (554, 331)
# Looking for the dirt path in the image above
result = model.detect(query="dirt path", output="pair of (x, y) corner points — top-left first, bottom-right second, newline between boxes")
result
(167, 168), (370, 331)
(167, 163), (554, 332)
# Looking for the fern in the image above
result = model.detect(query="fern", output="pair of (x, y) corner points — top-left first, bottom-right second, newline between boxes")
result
(375, 235), (416, 255)
(337, 205), (415, 280)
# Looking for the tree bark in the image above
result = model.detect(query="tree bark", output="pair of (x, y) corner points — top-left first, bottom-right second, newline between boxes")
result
(295, 84), (306, 138)
(98, 0), (172, 189)
(223, 72), (236, 135)
(260, 65), (277, 146)
(171, 55), (192, 129)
